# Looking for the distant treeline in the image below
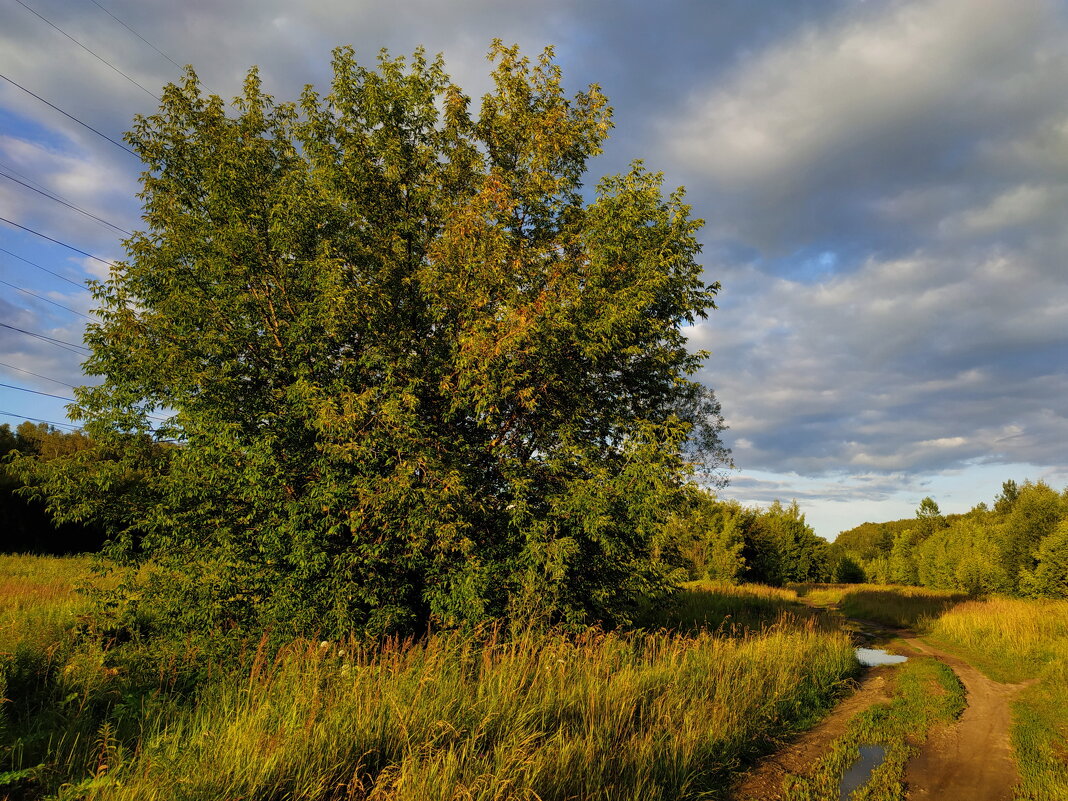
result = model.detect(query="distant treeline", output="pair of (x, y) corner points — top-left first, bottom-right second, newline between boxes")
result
(652, 492), (849, 587)
(0, 423), (106, 554)
(656, 480), (1068, 599)
(832, 481), (1067, 598)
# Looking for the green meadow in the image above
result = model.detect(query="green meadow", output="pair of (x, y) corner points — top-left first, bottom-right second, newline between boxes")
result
(0, 556), (858, 801)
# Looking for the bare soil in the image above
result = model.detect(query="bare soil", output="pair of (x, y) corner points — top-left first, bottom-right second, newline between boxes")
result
(730, 617), (1034, 800)
(900, 636), (1035, 801)
(730, 668), (894, 800)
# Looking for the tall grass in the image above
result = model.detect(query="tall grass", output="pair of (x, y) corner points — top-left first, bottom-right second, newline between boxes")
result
(0, 553), (93, 653)
(0, 562), (860, 800)
(83, 623), (857, 801)
(926, 597), (1068, 801)
(642, 580), (812, 633)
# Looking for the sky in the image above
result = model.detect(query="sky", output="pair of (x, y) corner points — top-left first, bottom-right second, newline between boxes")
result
(1, 0), (1066, 539)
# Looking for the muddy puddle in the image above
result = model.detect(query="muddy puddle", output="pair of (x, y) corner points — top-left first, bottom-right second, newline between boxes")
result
(855, 648), (907, 667)
(839, 744), (887, 799)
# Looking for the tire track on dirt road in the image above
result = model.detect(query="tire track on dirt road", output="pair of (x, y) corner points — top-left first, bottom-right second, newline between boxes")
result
(900, 636), (1035, 801)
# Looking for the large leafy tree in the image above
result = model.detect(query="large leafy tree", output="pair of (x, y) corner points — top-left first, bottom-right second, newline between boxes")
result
(33, 44), (726, 640)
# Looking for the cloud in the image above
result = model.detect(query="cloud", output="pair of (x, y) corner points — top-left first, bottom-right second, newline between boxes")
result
(693, 242), (1068, 475)
(1, 0), (1064, 532)
(664, 0), (1068, 254)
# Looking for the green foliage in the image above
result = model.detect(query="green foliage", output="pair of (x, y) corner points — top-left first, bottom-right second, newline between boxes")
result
(1019, 519), (1068, 598)
(654, 495), (833, 587)
(833, 480), (1068, 597)
(0, 423), (106, 554)
(653, 489), (744, 582)
(22, 44), (727, 643)
(998, 481), (1067, 592)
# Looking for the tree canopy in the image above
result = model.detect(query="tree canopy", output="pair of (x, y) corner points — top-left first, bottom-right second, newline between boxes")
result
(22, 43), (728, 642)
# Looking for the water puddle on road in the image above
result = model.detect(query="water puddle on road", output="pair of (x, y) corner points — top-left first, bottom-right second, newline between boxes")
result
(839, 744), (887, 799)
(855, 648), (908, 667)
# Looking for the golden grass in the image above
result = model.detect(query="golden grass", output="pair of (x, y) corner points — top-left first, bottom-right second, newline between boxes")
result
(797, 584), (968, 628)
(926, 597), (1068, 682)
(645, 581), (809, 633)
(925, 597), (1068, 801)
(0, 553), (94, 653)
(83, 622), (857, 801)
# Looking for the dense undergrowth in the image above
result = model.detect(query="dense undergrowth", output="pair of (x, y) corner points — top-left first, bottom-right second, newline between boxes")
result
(0, 557), (857, 801)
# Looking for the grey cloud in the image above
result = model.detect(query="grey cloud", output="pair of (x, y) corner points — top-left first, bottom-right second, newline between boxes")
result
(662, 0), (1068, 259)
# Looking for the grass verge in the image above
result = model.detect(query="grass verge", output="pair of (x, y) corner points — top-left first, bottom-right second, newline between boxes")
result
(0, 561), (860, 800)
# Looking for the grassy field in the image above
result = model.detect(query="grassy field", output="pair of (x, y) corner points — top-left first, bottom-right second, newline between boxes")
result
(796, 583), (969, 628)
(643, 580), (818, 633)
(0, 558), (859, 801)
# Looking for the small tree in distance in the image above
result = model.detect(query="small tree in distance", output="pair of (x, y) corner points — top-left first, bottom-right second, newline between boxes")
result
(24, 43), (728, 643)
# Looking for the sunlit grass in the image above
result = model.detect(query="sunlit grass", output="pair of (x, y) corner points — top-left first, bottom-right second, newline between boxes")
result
(642, 580), (814, 633)
(798, 583), (968, 628)
(0, 563), (860, 800)
(86, 623), (856, 801)
(0, 553), (94, 653)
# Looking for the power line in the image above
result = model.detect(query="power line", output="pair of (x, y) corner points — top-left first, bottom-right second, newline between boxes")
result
(0, 73), (138, 156)
(0, 277), (92, 318)
(0, 246), (89, 290)
(0, 170), (132, 236)
(0, 360), (76, 388)
(0, 380), (169, 424)
(0, 158), (54, 195)
(0, 409), (80, 430)
(88, 0), (183, 71)
(12, 0), (160, 100)
(0, 322), (89, 354)
(0, 216), (116, 267)
(0, 381), (75, 403)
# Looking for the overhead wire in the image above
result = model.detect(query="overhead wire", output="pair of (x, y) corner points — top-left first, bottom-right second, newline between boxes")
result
(0, 277), (92, 318)
(12, 0), (160, 100)
(0, 321), (89, 353)
(0, 409), (80, 430)
(0, 359), (76, 388)
(0, 381), (170, 424)
(87, 0), (183, 71)
(0, 380), (75, 403)
(0, 73), (138, 156)
(0, 246), (90, 290)
(0, 170), (132, 235)
(0, 216), (116, 267)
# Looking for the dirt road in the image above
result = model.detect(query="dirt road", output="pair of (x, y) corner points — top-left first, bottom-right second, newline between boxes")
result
(730, 668), (894, 800)
(900, 636), (1034, 801)
(731, 621), (1033, 800)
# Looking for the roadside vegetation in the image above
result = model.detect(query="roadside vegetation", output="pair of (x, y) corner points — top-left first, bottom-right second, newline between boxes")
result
(0, 560), (858, 800)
